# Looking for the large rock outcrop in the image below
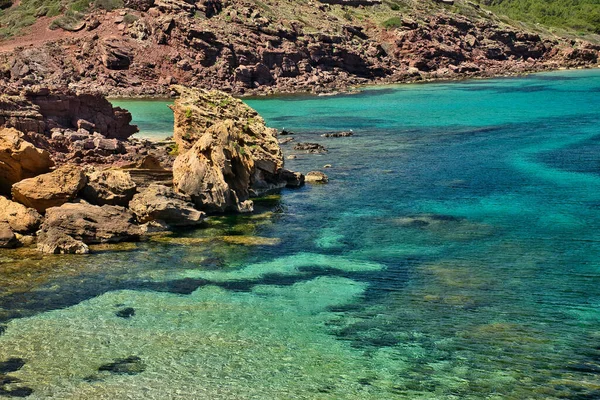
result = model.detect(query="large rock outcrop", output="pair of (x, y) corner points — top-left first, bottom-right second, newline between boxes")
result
(0, 87), (138, 140)
(11, 164), (87, 212)
(39, 203), (141, 244)
(0, 196), (42, 234)
(82, 169), (137, 206)
(171, 86), (295, 213)
(0, 128), (53, 195)
(129, 184), (205, 226)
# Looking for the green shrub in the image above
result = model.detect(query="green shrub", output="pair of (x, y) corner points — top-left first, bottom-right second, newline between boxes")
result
(69, 0), (89, 12)
(94, 0), (123, 10)
(167, 143), (179, 156)
(123, 13), (138, 24)
(481, 0), (600, 34)
(382, 16), (402, 29)
(46, 4), (62, 16)
(49, 10), (83, 30)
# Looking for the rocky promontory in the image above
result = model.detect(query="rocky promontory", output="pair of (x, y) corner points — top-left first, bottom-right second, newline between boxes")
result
(0, 86), (303, 254)
(171, 85), (301, 213)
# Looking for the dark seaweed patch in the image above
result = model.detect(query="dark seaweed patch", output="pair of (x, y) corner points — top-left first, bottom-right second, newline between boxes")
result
(0, 386), (33, 398)
(115, 307), (135, 318)
(0, 376), (32, 398)
(98, 356), (145, 375)
(0, 359), (25, 374)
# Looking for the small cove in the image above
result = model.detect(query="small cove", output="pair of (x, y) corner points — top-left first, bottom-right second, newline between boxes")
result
(1, 69), (600, 398)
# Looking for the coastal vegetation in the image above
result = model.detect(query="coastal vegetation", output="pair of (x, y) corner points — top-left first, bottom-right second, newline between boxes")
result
(480, 0), (600, 34)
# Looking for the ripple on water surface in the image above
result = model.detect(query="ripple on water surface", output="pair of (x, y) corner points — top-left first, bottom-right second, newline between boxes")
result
(1, 70), (600, 399)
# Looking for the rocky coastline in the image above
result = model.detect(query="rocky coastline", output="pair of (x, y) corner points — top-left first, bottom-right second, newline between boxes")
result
(0, 0), (598, 255)
(0, 86), (304, 254)
(0, 0), (598, 98)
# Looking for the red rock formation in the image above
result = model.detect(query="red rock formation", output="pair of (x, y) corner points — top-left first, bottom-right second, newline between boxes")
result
(0, 1), (597, 97)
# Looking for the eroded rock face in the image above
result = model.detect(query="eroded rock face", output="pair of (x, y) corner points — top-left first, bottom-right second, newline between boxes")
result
(11, 165), (87, 212)
(100, 37), (134, 70)
(40, 203), (141, 244)
(82, 169), (137, 206)
(0, 128), (53, 195)
(173, 120), (255, 213)
(0, 222), (18, 249)
(37, 229), (90, 254)
(129, 184), (205, 226)
(0, 196), (42, 234)
(171, 86), (293, 213)
(0, 87), (138, 140)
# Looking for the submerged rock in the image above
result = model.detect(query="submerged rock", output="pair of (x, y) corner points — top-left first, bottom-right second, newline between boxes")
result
(39, 203), (141, 245)
(12, 165), (87, 212)
(129, 184), (205, 226)
(0, 358), (25, 374)
(0, 377), (33, 398)
(293, 142), (328, 153)
(0, 128), (53, 195)
(321, 131), (353, 138)
(0, 196), (42, 234)
(82, 169), (137, 206)
(98, 356), (145, 375)
(115, 307), (135, 318)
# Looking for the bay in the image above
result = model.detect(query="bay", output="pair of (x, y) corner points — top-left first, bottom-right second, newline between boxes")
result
(1, 69), (600, 399)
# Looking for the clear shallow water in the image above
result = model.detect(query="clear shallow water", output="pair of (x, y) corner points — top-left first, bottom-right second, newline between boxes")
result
(110, 99), (174, 140)
(1, 70), (600, 398)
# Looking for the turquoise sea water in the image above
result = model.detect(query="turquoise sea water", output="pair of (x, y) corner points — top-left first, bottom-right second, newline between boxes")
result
(111, 99), (174, 140)
(1, 70), (600, 398)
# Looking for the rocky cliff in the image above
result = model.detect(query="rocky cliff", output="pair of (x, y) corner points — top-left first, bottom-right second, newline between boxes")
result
(0, 87), (137, 139)
(171, 85), (300, 213)
(0, 0), (598, 97)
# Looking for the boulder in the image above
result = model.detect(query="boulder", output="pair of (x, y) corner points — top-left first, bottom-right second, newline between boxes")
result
(39, 203), (141, 244)
(305, 171), (329, 183)
(0, 128), (53, 195)
(0, 196), (42, 233)
(171, 86), (293, 213)
(12, 164), (87, 212)
(82, 169), (137, 206)
(280, 169), (305, 188)
(129, 184), (205, 226)
(37, 228), (89, 254)
(0, 222), (18, 249)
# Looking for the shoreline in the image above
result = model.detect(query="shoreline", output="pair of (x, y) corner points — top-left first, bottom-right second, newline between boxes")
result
(106, 64), (600, 102)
